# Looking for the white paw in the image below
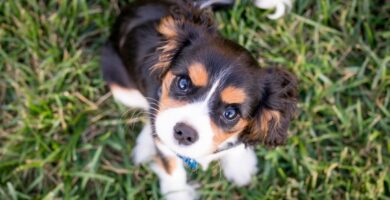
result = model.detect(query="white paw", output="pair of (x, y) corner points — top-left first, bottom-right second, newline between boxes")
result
(253, 0), (292, 19)
(164, 186), (198, 200)
(220, 146), (258, 186)
(150, 160), (198, 200)
(110, 84), (149, 110)
(132, 124), (155, 165)
(223, 164), (257, 186)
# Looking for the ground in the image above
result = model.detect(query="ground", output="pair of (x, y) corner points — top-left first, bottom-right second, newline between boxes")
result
(0, 0), (389, 199)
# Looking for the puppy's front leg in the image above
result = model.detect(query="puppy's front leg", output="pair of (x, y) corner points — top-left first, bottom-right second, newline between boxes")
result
(132, 123), (156, 165)
(150, 156), (197, 200)
(220, 145), (258, 186)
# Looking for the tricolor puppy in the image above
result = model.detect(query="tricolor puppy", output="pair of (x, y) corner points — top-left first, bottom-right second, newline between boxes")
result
(101, 0), (297, 199)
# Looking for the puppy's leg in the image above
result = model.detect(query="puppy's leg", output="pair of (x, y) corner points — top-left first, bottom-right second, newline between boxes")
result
(133, 125), (196, 199)
(150, 156), (197, 200)
(109, 84), (149, 110)
(220, 145), (258, 186)
(132, 123), (156, 165)
(101, 42), (149, 110)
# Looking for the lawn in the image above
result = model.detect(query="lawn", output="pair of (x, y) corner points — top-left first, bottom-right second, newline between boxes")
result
(0, 0), (389, 199)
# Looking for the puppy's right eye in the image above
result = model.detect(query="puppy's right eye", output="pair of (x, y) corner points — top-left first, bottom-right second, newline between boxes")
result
(223, 106), (240, 121)
(177, 76), (191, 92)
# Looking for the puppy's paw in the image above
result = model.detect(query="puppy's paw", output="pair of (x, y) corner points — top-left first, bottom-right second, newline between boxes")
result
(164, 186), (198, 200)
(150, 161), (198, 200)
(221, 146), (258, 186)
(253, 0), (292, 19)
(223, 164), (257, 186)
(159, 176), (199, 200)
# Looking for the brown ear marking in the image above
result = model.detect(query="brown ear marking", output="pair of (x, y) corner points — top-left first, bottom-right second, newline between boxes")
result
(245, 109), (280, 143)
(240, 67), (298, 147)
(157, 16), (179, 39)
(188, 62), (208, 87)
(259, 109), (281, 136)
(152, 16), (179, 72)
(152, 16), (182, 73)
(151, 5), (216, 74)
(221, 86), (247, 104)
(242, 108), (287, 147)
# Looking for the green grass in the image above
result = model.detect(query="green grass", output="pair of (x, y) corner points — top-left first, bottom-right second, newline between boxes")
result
(1, 0), (389, 199)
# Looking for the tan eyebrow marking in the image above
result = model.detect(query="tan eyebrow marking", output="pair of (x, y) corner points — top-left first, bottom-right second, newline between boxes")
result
(221, 86), (247, 104)
(188, 62), (208, 87)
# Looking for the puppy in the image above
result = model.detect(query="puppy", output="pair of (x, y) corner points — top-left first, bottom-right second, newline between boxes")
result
(101, 0), (297, 199)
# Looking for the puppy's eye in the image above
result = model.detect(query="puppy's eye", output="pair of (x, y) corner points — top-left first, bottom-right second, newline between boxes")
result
(223, 106), (239, 121)
(177, 76), (191, 92)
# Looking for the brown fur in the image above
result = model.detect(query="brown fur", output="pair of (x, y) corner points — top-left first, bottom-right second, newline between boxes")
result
(221, 86), (247, 104)
(153, 17), (179, 72)
(151, 4), (216, 76)
(259, 109), (281, 135)
(188, 62), (208, 87)
(159, 71), (186, 111)
(247, 109), (281, 142)
(156, 17), (179, 70)
(240, 68), (298, 146)
(157, 16), (178, 38)
(154, 155), (177, 175)
(212, 119), (248, 148)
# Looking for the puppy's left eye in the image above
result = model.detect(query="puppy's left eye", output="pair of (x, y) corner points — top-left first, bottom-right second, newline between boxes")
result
(223, 106), (239, 121)
(177, 76), (191, 92)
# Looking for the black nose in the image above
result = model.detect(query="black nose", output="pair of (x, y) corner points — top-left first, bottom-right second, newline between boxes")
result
(174, 123), (198, 145)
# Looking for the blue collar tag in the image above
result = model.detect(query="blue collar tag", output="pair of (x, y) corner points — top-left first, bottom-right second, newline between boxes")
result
(177, 154), (199, 170)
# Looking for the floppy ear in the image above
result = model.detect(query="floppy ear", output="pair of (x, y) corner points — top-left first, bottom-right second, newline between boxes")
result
(241, 67), (298, 146)
(152, 2), (216, 77)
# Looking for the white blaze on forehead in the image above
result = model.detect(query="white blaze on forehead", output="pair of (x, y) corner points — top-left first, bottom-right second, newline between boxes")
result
(202, 68), (231, 105)
(201, 78), (221, 107)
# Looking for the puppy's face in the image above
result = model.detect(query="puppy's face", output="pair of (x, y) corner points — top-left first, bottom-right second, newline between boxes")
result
(153, 6), (297, 159)
(155, 43), (258, 158)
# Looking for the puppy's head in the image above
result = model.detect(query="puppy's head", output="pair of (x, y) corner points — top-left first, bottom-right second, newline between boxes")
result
(153, 2), (298, 159)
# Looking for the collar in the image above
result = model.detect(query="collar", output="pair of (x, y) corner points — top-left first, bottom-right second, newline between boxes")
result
(176, 140), (242, 170)
(176, 154), (199, 170)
